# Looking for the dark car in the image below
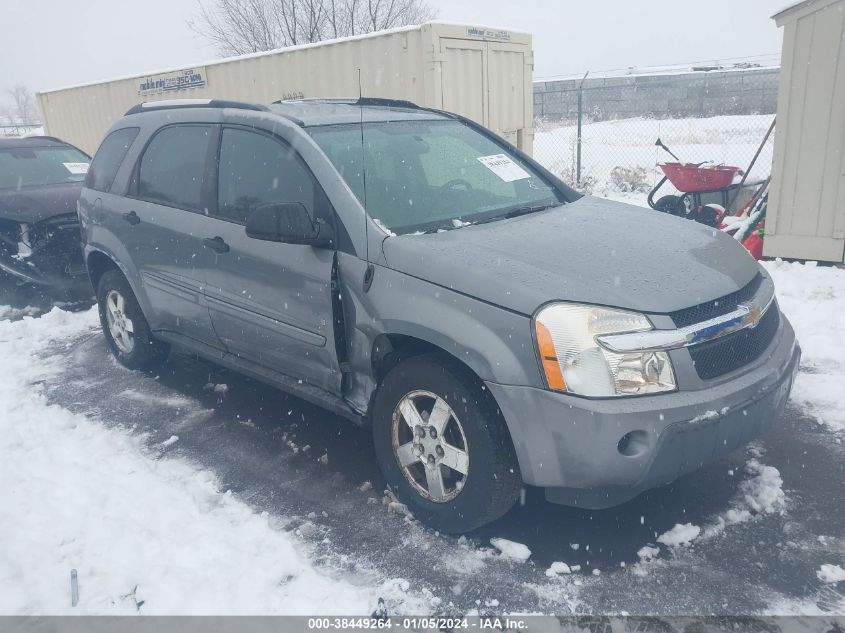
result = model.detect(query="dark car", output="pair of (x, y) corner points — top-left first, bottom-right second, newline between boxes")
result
(0, 136), (91, 299)
(79, 99), (799, 533)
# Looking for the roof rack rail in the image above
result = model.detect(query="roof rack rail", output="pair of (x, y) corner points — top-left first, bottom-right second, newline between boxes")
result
(272, 97), (350, 104)
(20, 135), (66, 144)
(272, 97), (423, 110)
(355, 97), (421, 109)
(125, 99), (269, 116)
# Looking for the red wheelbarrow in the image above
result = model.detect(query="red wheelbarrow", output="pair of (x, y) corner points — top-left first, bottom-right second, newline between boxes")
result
(646, 138), (753, 227)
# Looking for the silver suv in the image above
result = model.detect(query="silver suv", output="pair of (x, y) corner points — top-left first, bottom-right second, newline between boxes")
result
(79, 98), (800, 532)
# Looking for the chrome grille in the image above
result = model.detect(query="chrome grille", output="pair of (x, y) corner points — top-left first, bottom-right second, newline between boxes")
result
(669, 273), (763, 328)
(689, 304), (780, 380)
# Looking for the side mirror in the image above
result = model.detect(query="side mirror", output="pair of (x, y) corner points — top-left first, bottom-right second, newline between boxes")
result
(245, 202), (332, 247)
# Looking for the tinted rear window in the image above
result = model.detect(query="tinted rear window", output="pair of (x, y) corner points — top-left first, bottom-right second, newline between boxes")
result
(86, 128), (139, 193)
(0, 146), (90, 190)
(137, 125), (211, 211)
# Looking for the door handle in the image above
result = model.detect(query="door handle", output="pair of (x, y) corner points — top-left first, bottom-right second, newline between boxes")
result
(122, 211), (140, 225)
(203, 236), (230, 253)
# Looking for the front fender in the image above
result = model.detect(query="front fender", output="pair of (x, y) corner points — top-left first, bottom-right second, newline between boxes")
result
(369, 267), (541, 386)
(337, 254), (543, 413)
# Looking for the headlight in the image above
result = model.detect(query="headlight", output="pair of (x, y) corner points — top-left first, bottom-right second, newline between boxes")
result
(534, 303), (676, 397)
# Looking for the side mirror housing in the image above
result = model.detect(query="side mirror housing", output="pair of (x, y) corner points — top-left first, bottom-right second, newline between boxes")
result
(245, 202), (332, 247)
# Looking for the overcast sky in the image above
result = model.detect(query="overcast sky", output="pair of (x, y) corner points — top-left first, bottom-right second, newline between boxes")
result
(1, 0), (786, 103)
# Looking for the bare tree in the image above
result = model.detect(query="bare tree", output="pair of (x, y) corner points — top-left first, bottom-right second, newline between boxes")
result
(6, 86), (39, 126)
(190, 0), (436, 55)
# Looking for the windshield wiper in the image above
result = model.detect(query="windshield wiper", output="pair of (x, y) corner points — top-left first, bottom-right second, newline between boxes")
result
(421, 224), (455, 234)
(416, 203), (558, 233)
(474, 203), (558, 225)
(503, 203), (558, 218)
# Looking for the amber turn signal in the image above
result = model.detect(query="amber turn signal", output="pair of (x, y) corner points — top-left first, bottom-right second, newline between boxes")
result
(535, 321), (567, 391)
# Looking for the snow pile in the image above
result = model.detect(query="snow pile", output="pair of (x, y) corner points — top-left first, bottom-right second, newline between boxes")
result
(0, 308), (411, 615)
(0, 304), (40, 320)
(489, 538), (532, 562)
(545, 562), (572, 577)
(737, 459), (786, 515)
(764, 260), (845, 434)
(702, 450), (787, 539)
(817, 565), (845, 584)
(641, 454), (785, 558)
(160, 435), (179, 448)
(656, 523), (701, 548)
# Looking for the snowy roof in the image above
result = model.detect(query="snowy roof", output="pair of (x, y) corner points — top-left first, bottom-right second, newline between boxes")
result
(772, 0), (838, 22)
(39, 21), (529, 95)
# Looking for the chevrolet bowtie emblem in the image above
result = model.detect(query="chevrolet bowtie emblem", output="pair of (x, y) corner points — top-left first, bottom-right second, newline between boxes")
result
(742, 304), (764, 328)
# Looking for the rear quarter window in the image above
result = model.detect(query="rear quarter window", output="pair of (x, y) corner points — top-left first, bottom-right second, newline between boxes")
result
(86, 128), (139, 193)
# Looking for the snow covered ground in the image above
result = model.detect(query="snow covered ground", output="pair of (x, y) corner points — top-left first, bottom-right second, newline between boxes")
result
(1, 259), (843, 616)
(766, 260), (845, 435)
(534, 114), (776, 207)
(0, 310), (421, 615)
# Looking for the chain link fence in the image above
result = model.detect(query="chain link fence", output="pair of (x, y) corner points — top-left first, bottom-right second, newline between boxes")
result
(532, 70), (778, 208)
(0, 124), (44, 137)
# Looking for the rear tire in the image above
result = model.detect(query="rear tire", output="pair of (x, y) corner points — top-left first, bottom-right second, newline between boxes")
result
(96, 269), (168, 369)
(372, 353), (521, 533)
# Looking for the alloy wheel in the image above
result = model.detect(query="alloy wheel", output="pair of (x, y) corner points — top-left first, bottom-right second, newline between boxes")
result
(391, 390), (470, 502)
(105, 289), (135, 354)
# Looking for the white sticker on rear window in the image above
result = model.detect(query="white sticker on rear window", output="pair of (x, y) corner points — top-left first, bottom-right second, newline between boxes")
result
(63, 162), (89, 174)
(476, 154), (530, 182)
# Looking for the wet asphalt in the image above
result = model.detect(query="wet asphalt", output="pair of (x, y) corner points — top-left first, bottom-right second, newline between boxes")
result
(28, 317), (844, 617)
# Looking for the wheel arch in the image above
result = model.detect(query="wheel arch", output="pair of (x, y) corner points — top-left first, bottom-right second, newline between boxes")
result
(372, 333), (475, 382)
(86, 249), (120, 291)
(368, 332), (505, 421)
(86, 247), (154, 323)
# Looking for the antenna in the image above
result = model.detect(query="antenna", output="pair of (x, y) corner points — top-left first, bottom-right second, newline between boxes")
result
(358, 68), (370, 266)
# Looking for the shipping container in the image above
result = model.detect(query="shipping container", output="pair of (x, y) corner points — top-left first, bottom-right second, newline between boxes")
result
(37, 22), (534, 157)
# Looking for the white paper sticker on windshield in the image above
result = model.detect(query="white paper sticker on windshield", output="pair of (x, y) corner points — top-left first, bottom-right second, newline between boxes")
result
(63, 162), (89, 175)
(476, 154), (530, 182)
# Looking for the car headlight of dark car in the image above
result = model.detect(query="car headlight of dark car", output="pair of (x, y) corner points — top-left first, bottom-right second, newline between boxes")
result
(0, 219), (23, 257)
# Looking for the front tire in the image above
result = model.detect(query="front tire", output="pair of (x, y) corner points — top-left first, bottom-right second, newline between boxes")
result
(372, 354), (522, 533)
(96, 269), (168, 369)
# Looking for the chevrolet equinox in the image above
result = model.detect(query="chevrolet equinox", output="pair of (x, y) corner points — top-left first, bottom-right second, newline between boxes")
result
(79, 98), (800, 532)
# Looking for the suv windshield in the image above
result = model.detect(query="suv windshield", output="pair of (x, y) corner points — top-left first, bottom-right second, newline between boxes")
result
(309, 119), (563, 234)
(0, 145), (90, 190)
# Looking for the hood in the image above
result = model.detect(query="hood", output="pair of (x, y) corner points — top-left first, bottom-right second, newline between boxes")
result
(381, 196), (760, 316)
(0, 182), (82, 224)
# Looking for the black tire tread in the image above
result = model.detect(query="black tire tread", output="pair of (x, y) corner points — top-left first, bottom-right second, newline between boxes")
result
(96, 269), (168, 369)
(373, 352), (522, 533)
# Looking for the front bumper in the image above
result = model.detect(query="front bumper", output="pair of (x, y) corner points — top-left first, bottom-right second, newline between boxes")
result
(0, 250), (88, 289)
(486, 312), (800, 509)
(0, 215), (87, 289)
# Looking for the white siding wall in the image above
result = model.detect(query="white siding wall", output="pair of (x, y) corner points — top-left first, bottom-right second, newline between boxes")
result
(766, 0), (845, 262)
